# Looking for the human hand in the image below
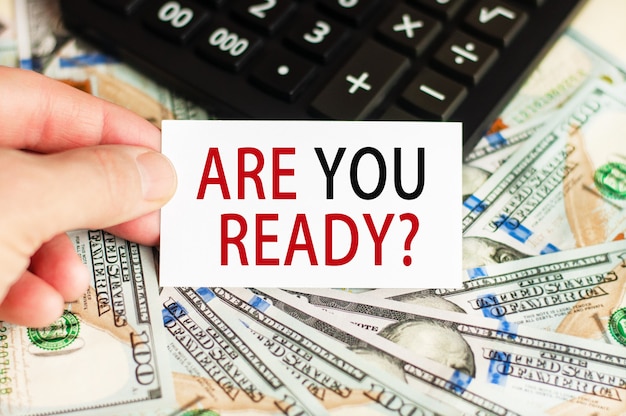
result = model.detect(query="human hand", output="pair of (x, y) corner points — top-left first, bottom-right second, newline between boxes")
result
(0, 66), (177, 327)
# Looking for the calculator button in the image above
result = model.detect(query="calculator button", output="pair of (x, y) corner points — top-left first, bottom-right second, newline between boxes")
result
(143, 0), (209, 44)
(516, 0), (544, 6)
(317, 0), (382, 25)
(231, 0), (296, 34)
(409, 0), (467, 20)
(378, 4), (442, 56)
(285, 12), (350, 63)
(433, 31), (498, 84)
(378, 106), (422, 120)
(251, 49), (318, 101)
(400, 68), (467, 120)
(94, 0), (144, 15)
(195, 19), (263, 71)
(464, 0), (528, 46)
(311, 39), (409, 120)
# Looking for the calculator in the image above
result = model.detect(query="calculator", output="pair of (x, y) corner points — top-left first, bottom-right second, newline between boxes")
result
(59, 0), (587, 156)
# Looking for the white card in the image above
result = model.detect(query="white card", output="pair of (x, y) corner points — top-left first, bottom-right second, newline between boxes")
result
(160, 120), (461, 288)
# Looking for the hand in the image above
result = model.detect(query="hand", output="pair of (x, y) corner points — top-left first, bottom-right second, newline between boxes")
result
(0, 66), (177, 327)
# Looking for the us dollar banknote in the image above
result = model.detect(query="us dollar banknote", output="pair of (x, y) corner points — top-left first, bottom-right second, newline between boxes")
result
(14, 0), (210, 123)
(278, 287), (626, 416)
(197, 287), (469, 416)
(462, 81), (626, 270)
(463, 30), (626, 200)
(478, 30), (625, 142)
(463, 115), (549, 201)
(212, 287), (536, 416)
(0, 230), (175, 416)
(159, 287), (331, 416)
(366, 239), (626, 348)
(256, 287), (541, 416)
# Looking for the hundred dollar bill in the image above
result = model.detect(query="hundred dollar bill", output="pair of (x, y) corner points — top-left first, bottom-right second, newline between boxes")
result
(332, 288), (375, 294)
(462, 81), (626, 270)
(159, 287), (330, 416)
(463, 31), (626, 198)
(366, 239), (626, 348)
(14, 0), (210, 124)
(0, 230), (175, 416)
(251, 287), (539, 416)
(280, 287), (626, 416)
(463, 116), (549, 201)
(208, 287), (464, 415)
(215, 288), (524, 416)
(484, 30), (625, 138)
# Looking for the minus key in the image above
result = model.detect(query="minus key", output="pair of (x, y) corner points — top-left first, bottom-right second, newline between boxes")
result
(400, 68), (467, 120)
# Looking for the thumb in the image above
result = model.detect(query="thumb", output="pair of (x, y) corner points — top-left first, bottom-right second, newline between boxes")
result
(0, 145), (176, 287)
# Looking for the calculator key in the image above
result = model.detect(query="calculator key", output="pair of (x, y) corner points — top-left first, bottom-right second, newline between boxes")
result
(231, 0), (296, 34)
(311, 39), (409, 120)
(285, 12), (350, 63)
(251, 49), (318, 101)
(378, 4), (442, 56)
(400, 68), (467, 120)
(143, 0), (209, 44)
(514, 0), (544, 7)
(317, 0), (382, 25)
(409, 0), (467, 20)
(94, 0), (144, 15)
(195, 20), (263, 71)
(378, 106), (422, 120)
(433, 31), (498, 84)
(464, 0), (528, 46)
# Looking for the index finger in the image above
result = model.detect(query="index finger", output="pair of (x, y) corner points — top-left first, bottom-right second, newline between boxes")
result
(0, 66), (161, 152)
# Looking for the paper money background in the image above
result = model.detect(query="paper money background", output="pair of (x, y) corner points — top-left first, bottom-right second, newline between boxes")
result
(3, 0), (626, 415)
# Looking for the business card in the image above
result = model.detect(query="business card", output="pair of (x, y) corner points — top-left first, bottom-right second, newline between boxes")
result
(160, 120), (461, 288)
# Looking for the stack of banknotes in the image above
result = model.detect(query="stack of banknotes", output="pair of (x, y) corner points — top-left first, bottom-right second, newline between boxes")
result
(3, 1), (626, 415)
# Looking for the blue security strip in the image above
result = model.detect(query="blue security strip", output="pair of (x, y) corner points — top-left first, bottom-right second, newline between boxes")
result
(478, 293), (502, 320)
(477, 294), (512, 386)
(485, 132), (508, 148)
(463, 195), (485, 211)
(59, 53), (119, 68)
(487, 358), (510, 386)
(162, 308), (174, 325)
(448, 370), (472, 394)
(540, 243), (560, 255)
(477, 294), (520, 329)
(249, 295), (271, 312)
(466, 267), (487, 280)
(19, 59), (34, 71)
(486, 320), (519, 386)
(506, 222), (532, 243)
(496, 320), (519, 336)
(162, 301), (187, 324)
(196, 287), (216, 303)
(170, 301), (188, 316)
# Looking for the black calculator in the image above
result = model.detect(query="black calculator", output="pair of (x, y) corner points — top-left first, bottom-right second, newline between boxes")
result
(59, 0), (587, 156)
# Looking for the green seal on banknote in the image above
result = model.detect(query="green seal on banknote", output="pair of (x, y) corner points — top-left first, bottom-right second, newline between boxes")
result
(181, 411), (219, 416)
(27, 310), (80, 351)
(608, 307), (626, 346)
(594, 162), (626, 200)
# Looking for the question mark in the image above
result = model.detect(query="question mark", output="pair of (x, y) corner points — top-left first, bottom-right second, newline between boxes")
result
(400, 213), (419, 266)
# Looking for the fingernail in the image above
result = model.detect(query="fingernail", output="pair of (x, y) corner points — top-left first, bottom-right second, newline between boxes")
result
(136, 151), (177, 201)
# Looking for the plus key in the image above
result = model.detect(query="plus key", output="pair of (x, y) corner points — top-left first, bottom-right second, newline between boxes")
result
(311, 40), (409, 120)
